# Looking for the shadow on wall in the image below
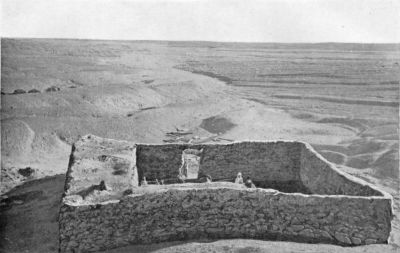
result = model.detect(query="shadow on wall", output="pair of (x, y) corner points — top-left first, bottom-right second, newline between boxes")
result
(135, 142), (385, 196)
(136, 142), (309, 193)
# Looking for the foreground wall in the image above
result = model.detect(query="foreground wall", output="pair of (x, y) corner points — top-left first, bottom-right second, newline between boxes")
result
(59, 188), (392, 252)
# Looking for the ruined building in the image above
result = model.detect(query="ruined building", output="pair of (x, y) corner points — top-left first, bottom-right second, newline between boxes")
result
(59, 135), (393, 252)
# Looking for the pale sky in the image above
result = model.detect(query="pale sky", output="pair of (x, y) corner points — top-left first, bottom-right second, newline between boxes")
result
(1, 0), (399, 43)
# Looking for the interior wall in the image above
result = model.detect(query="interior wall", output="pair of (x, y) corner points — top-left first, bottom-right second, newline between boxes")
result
(299, 143), (383, 196)
(136, 142), (303, 188)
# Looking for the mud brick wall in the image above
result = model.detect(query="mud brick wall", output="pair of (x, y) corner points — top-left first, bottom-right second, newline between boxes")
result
(299, 143), (383, 196)
(59, 188), (393, 253)
(136, 142), (302, 184)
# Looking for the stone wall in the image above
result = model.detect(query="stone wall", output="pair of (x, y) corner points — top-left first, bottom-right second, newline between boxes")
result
(299, 143), (383, 196)
(59, 135), (393, 252)
(137, 142), (303, 191)
(59, 187), (393, 252)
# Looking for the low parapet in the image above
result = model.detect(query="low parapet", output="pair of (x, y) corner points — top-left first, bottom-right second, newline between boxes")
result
(59, 135), (393, 252)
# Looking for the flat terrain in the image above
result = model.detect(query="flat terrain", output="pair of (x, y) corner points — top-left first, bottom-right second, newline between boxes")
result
(1, 39), (399, 252)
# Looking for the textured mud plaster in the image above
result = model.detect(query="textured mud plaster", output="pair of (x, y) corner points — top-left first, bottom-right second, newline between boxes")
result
(59, 135), (393, 253)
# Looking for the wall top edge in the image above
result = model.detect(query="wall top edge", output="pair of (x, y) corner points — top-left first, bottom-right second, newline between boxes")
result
(62, 185), (393, 207)
(79, 134), (309, 146)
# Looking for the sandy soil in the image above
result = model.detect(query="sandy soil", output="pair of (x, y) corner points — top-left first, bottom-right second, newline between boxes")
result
(1, 39), (399, 252)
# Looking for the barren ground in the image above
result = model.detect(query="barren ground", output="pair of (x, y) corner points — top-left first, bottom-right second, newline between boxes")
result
(1, 39), (399, 252)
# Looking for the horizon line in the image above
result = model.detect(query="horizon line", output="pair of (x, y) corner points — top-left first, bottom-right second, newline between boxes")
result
(2, 36), (400, 45)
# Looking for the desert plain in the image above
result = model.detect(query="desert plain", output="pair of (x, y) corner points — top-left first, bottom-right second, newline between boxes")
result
(0, 38), (399, 252)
